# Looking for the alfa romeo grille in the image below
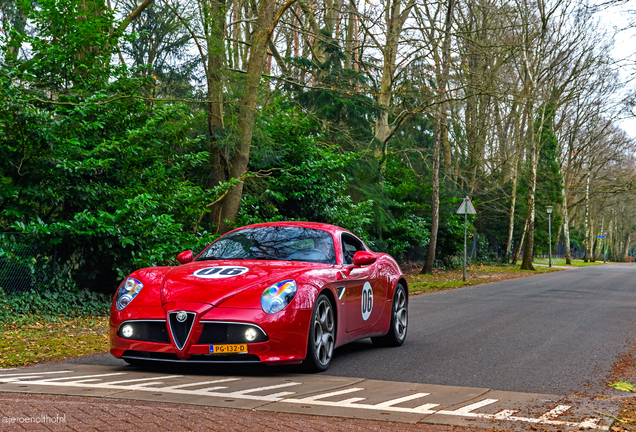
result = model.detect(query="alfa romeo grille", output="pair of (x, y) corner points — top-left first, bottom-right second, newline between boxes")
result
(168, 312), (196, 350)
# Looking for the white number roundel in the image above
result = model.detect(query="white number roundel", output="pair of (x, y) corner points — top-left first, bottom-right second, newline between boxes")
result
(361, 282), (373, 321)
(193, 266), (250, 279)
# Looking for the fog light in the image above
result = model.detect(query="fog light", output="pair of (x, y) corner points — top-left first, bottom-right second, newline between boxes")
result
(245, 328), (257, 342)
(121, 324), (134, 338)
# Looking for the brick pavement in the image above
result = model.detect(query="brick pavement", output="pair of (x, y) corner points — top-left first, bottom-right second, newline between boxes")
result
(0, 393), (483, 432)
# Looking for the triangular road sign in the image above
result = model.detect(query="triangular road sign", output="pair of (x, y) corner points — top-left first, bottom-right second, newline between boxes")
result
(456, 196), (477, 215)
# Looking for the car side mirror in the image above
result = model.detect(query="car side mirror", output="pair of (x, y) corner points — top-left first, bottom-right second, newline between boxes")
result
(352, 251), (377, 266)
(176, 250), (193, 265)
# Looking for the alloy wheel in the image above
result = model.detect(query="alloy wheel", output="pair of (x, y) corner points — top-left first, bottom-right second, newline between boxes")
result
(313, 298), (335, 367)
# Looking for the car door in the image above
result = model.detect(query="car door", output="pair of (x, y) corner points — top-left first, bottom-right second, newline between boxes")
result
(341, 234), (385, 332)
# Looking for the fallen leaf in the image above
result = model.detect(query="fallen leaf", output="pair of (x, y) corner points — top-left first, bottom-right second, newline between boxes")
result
(609, 381), (636, 392)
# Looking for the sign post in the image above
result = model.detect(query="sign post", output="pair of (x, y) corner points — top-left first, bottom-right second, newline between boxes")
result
(547, 205), (553, 267)
(456, 196), (477, 282)
(597, 234), (606, 262)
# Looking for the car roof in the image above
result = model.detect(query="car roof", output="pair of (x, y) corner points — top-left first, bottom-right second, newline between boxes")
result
(229, 221), (343, 235)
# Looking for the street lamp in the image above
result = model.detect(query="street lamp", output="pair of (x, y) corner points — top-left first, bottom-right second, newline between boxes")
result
(604, 230), (608, 263)
(547, 205), (553, 267)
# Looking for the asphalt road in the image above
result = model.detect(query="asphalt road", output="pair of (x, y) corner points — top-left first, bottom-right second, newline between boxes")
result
(326, 263), (636, 395)
(66, 263), (636, 396)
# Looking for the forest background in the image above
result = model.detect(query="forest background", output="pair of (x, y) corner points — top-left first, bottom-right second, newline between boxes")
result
(1, 0), (636, 292)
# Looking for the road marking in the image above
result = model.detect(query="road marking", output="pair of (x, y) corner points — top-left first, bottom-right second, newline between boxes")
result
(285, 389), (441, 415)
(538, 404), (571, 421)
(219, 382), (302, 400)
(438, 398), (500, 415)
(374, 393), (431, 408)
(68, 378), (111, 384)
(0, 370), (608, 430)
(161, 378), (241, 390)
(224, 382), (301, 395)
(2, 373), (301, 402)
(493, 409), (517, 420)
(413, 403), (442, 413)
(0, 371), (71, 382)
(339, 397), (367, 404)
(105, 376), (182, 386)
(0, 371), (70, 378)
(291, 387), (365, 402)
(38, 373), (127, 382)
(196, 385), (233, 392)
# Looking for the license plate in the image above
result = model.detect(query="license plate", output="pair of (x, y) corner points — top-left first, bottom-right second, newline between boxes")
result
(210, 344), (248, 354)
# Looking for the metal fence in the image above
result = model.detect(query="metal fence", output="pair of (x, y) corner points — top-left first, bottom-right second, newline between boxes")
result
(535, 243), (598, 260)
(0, 233), (112, 296)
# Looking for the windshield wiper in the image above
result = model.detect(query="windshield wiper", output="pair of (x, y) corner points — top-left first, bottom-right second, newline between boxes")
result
(197, 256), (220, 261)
(248, 256), (287, 261)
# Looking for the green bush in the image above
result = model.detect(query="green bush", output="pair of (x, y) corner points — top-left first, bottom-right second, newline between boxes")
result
(0, 287), (111, 324)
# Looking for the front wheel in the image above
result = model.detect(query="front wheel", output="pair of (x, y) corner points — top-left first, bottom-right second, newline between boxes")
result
(372, 283), (408, 347)
(303, 294), (336, 372)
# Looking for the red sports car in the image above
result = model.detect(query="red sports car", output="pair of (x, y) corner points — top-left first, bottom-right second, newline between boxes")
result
(110, 221), (408, 371)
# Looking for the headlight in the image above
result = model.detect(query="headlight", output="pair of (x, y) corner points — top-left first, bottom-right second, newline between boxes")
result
(115, 278), (143, 311)
(261, 280), (297, 314)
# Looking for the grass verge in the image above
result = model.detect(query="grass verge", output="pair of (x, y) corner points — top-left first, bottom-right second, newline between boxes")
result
(0, 316), (109, 368)
(610, 403), (636, 432)
(534, 257), (607, 267)
(406, 264), (561, 296)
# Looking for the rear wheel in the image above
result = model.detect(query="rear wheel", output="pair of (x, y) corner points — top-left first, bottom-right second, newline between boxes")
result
(303, 294), (336, 372)
(372, 283), (408, 347)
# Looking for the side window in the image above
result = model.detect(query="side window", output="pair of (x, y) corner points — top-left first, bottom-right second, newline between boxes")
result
(341, 234), (365, 265)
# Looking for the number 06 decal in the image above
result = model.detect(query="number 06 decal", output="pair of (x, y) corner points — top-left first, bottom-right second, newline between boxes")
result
(361, 282), (373, 321)
(193, 266), (250, 279)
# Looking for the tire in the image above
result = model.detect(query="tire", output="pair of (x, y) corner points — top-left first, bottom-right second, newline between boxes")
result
(303, 294), (336, 372)
(372, 283), (408, 347)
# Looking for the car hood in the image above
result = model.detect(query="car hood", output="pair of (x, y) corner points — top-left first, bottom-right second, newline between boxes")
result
(160, 260), (327, 307)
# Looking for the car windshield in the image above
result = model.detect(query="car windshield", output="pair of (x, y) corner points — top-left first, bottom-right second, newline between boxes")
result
(197, 227), (337, 264)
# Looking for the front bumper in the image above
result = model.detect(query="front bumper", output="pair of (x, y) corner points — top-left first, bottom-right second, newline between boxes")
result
(110, 306), (312, 364)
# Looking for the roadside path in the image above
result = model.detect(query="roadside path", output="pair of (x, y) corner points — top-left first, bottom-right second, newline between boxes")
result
(0, 364), (616, 431)
(0, 392), (482, 432)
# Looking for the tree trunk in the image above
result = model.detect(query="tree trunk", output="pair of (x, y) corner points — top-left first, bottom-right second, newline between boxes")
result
(422, 106), (443, 274)
(233, 1), (240, 69)
(373, 0), (415, 157)
(421, 0), (454, 274)
(5, 1), (29, 62)
(344, 0), (355, 69)
(442, 121), (451, 168)
(504, 156), (520, 260)
(511, 217), (528, 265)
(204, 0), (228, 232)
(561, 170), (572, 264)
(590, 217), (596, 262)
(504, 104), (528, 258)
(555, 213), (562, 253)
(599, 214), (605, 261)
(325, 0), (344, 36)
(583, 169), (590, 262)
(216, 0), (276, 234)
(520, 117), (537, 271)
